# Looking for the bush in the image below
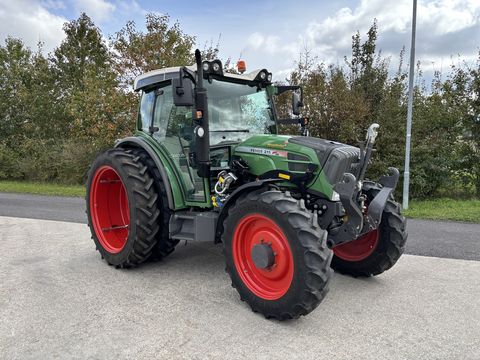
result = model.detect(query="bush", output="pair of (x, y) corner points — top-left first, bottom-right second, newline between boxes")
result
(0, 143), (23, 180)
(56, 139), (104, 184)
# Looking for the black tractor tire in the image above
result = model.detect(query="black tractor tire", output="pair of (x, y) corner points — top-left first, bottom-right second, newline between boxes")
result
(86, 148), (160, 268)
(126, 148), (178, 261)
(222, 189), (333, 320)
(331, 181), (408, 277)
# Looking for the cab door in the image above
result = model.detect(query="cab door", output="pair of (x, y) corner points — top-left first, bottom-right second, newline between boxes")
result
(140, 83), (208, 204)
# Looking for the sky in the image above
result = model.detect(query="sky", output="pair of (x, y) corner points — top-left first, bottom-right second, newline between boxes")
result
(0, 0), (479, 81)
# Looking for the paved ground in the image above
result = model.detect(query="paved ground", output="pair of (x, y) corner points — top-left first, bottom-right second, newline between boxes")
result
(406, 219), (480, 261)
(1, 192), (479, 260)
(0, 193), (85, 223)
(0, 216), (479, 359)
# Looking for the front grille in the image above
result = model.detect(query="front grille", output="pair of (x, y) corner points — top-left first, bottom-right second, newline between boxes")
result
(288, 136), (360, 184)
(322, 146), (360, 184)
(287, 153), (310, 172)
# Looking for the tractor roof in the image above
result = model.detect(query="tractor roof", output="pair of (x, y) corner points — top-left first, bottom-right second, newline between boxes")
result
(133, 66), (268, 92)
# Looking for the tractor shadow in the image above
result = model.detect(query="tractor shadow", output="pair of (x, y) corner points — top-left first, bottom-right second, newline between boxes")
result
(81, 240), (389, 297)
(138, 241), (225, 273)
(79, 239), (392, 326)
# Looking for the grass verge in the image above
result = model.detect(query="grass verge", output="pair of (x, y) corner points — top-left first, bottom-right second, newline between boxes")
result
(404, 198), (480, 223)
(0, 181), (85, 197)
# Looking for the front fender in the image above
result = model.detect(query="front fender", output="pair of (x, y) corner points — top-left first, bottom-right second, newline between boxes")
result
(214, 179), (279, 243)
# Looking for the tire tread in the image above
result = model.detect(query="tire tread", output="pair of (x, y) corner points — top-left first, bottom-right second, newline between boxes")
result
(222, 189), (333, 320)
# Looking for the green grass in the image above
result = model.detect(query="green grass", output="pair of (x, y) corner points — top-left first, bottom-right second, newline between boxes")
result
(0, 180), (85, 197)
(404, 198), (480, 223)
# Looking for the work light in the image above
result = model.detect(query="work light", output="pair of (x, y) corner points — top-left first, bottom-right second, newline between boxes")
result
(255, 69), (273, 84)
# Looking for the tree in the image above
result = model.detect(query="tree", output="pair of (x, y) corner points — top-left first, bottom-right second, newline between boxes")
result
(469, 54), (480, 196)
(52, 13), (111, 93)
(450, 52), (480, 196)
(0, 37), (32, 145)
(111, 13), (195, 89)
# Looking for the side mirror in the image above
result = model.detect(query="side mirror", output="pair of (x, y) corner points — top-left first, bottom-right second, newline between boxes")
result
(172, 76), (194, 107)
(292, 92), (303, 116)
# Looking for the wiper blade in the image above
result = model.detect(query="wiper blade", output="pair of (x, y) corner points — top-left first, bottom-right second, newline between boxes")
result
(210, 129), (250, 133)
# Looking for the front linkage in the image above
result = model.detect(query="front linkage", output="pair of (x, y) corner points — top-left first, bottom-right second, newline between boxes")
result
(327, 124), (400, 248)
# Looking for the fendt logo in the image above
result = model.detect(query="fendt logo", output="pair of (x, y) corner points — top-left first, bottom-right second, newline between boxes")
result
(236, 146), (287, 158)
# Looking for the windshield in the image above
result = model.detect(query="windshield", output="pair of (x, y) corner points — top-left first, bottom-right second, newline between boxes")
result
(205, 79), (276, 145)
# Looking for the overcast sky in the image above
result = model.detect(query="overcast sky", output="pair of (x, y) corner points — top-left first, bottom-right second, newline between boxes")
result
(0, 0), (479, 81)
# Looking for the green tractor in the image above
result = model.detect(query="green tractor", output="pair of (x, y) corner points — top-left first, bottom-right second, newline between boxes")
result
(86, 50), (407, 320)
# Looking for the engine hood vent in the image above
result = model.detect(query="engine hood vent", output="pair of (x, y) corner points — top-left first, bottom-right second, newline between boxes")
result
(288, 137), (360, 184)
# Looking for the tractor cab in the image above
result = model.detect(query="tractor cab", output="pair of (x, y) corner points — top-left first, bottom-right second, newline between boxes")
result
(132, 56), (301, 208)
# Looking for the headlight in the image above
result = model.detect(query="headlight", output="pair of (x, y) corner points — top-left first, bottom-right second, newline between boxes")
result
(259, 71), (267, 80)
(202, 62), (210, 72)
(267, 73), (272, 82)
(212, 62), (221, 72)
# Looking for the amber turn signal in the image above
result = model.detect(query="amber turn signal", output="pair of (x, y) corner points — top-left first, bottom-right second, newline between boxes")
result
(237, 60), (246, 74)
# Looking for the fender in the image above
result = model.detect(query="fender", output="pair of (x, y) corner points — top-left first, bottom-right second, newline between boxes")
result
(215, 179), (280, 243)
(115, 137), (174, 210)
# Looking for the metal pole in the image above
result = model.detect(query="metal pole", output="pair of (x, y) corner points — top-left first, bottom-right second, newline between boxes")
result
(403, 0), (417, 210)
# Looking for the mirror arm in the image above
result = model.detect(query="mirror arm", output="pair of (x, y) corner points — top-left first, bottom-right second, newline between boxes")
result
(276, 85), (301, 95)
(181, 67), (196, 85)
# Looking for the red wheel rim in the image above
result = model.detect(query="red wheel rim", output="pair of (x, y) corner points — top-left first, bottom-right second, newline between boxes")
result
(232, 214), (294, 300)
(333, 229), (379, 262)
(89, 165), (130, 254)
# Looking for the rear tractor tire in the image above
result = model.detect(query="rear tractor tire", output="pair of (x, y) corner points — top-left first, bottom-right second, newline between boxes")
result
(331, 182), (408, 277)
(222, 189), (333, 320)
(126, 148), (178, 261)
(86, 148), (160, 267)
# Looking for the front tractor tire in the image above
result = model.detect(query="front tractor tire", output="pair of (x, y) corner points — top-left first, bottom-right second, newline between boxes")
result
(222, 190), (333, 320)
(86, 149), (160, 267)
(331, 182), (408, 277)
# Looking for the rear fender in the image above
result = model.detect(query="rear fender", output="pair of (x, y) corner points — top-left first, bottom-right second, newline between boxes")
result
(115, 137), (174, 210)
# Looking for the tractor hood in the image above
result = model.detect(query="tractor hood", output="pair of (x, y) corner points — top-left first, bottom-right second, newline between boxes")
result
(288, 136), (361, 184)
(233, 134), (361, 194)
(234, 135), (293, 159)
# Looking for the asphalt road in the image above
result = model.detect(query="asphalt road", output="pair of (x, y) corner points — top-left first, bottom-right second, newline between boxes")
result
(1, 216), (479, 359)
(0, 193), (86, 223)
(0, 192), (478, 261)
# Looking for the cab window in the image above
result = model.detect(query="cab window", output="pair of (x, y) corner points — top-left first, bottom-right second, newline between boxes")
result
(138, 90), (155, 132)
